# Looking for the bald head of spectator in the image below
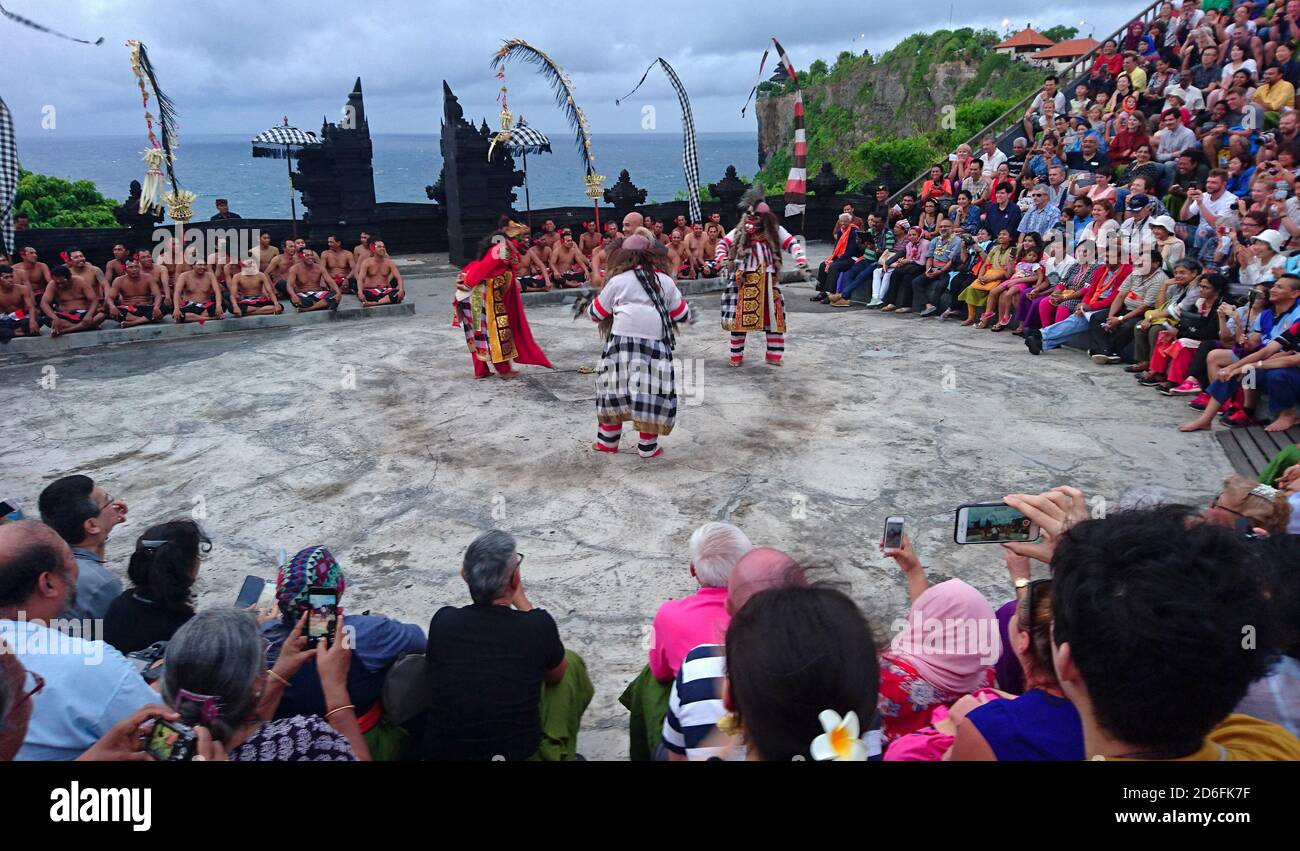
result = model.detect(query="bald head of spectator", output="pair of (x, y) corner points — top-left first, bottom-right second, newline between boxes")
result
(0, 521), (78, 624)
(726, 547), (805, 615)
(622, 212), (645, 237)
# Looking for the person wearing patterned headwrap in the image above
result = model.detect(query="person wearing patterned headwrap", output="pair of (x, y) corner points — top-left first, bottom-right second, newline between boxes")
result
(262, 545), (425, 743)
(715, 185), (807, 367)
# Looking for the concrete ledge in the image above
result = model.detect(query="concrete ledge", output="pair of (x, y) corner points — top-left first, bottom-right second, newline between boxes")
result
(0, 301), (415, 356)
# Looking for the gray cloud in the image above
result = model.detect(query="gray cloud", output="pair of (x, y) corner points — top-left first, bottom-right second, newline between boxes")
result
(7, 0), (1142, 140)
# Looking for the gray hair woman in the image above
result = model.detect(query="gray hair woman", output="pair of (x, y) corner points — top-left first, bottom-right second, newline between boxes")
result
(162, 608), (369, 761)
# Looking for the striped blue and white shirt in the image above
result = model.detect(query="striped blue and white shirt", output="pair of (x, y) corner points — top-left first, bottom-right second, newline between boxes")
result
(661, 644), (740, 761)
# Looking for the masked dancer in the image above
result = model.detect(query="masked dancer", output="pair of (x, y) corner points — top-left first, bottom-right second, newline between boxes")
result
(715, 185), (807, 366)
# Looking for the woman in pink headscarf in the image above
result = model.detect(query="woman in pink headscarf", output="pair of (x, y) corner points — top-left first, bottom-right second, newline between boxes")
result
(876, 534), (1001, 743)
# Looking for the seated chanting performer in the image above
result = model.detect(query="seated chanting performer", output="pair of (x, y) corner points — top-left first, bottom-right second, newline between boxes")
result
(266, 239), (300, 300)
(106, 257), (164, 326)
(355, 241), (405, 306)
(0, 264), (40, 340)
(40, 265), (106, 336)
(137, 252), (171, 314)
(549, 229), (591, 288)
(287, 250), (341, 312)
(453, 222), (553, 380)
(171, 262), (225, 323)
(226, 255), (282, 317)
(322, 235), (357, 295)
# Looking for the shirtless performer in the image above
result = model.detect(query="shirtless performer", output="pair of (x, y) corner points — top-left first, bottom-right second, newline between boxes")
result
(40, 265), (105, 336)
(0, 265), (40, 340)
(529, 232), (553, 270)
(353, 231), (372, 267)
(206, 239), (239, 292)
(666, 231), (693, 281)
(671, 215), (690, 241)
(64, 249), (108, 307)
(106, 257), (163, 326)
(707, 211), (724, 233)
(287, 250), (341, 312)
(537, 220), (561, 252)
(226, 255), (281, 316)
(256, 231), (280, 272)
(322, 235), (357, 295)
(518, 236), (554, 292)
(621, 211), (645, 237)
(138, 252), (171, 314)
(355, 241), (404, 306)
(104, 244), (130, 285)
(684, 223), (709, 277)
(171, 263), (225, 323)
(294, 238), (306, 254)
(548, 229), (591, 288)
(651, 220), (670, 246)
(603, 221), (619, 242)
(590, 236), (613, 289)
(701, 222), (724, 277)
(13, 247), (54, 307)
(266, 239), (300, 299)
(578, 221), (602, 257)
(156, 236), (193, 290)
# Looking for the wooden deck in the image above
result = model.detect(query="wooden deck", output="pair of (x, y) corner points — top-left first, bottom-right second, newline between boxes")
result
(1215, 425), (1300, 479)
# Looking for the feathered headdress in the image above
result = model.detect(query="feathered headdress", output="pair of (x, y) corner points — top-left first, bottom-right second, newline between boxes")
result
(0, 2), (103, 44)
(127, 40), (183, 216)
(739, 183), (766, 212)
(491, 39), (596, 177)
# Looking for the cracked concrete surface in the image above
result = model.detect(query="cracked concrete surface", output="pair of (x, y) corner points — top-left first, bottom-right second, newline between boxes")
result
(0, 267), (1234, 760)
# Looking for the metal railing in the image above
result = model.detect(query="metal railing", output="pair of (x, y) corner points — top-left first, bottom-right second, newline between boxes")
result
(885, 0), (1165, 208)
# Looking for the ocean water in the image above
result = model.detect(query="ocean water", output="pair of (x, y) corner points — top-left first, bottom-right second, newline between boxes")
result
(13, 132), (760, 220)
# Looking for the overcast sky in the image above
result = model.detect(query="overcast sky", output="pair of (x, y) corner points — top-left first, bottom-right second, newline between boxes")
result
(7, 0), (1141, 141)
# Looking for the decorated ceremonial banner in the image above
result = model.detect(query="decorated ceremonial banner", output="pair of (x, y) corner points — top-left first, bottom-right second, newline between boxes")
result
(741, 38), (806, 218)
(617, 58), (701, 224)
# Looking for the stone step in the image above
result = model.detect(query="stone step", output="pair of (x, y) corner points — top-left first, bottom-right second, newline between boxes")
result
(0, 302), (416, 357)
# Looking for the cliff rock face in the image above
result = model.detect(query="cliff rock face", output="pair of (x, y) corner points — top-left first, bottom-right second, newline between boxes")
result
(756, 59), (984, 168)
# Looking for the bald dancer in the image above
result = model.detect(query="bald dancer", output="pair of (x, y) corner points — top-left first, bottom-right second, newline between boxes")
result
(355, 241), (404, 306)
(106, 257), (164, 326)
(662, 547), (807, 762)
(286, 250), (341, 312)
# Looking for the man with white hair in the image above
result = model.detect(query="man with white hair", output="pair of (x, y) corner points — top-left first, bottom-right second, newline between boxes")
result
(618, 521), (752, 760)
(648, 522), (753, 683)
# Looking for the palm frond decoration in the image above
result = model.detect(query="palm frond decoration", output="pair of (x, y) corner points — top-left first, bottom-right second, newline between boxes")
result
(490, 39), (596, 176)
(0, 2), (103, 44)
(129, 40), (181, 195)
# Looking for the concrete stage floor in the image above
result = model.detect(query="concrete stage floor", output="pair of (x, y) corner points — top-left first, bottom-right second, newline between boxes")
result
(0, 265), (1234, 760)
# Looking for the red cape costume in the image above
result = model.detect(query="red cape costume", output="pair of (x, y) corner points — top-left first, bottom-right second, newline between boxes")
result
(459, 245), (553, 369)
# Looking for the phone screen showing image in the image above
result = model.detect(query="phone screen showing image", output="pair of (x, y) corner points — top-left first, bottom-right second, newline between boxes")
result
(957, 504), (1036, 544)
(145, 720), (191, 761)
(883, 517), (905, 550)
(306, 588), (338, 646)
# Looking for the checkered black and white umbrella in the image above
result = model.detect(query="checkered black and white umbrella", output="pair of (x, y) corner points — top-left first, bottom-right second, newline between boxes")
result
(504, 120), (552, 156)
(251, 123), (320, 159)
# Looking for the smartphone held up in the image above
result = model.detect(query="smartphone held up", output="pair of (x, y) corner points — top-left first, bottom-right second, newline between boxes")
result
(954, 503), (1041, 545)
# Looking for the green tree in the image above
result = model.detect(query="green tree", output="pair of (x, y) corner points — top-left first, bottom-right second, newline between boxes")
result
(1040, 25), (1078, 42)
(14, 169), (120, 228)
(807, 59), (829, 82)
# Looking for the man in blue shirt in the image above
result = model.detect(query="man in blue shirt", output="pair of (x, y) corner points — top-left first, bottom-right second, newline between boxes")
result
(37, 475), (127, 622)
(0, 520), (157, 760)
(983, 183), (1023, 236)
(1019, 187), (1062, 238)
(1069, 197), (1095, 242)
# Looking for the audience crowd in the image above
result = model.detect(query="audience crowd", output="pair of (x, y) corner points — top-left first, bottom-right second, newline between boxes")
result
(1, 461), (1298, 762)
(817, 1), (1300, 433)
